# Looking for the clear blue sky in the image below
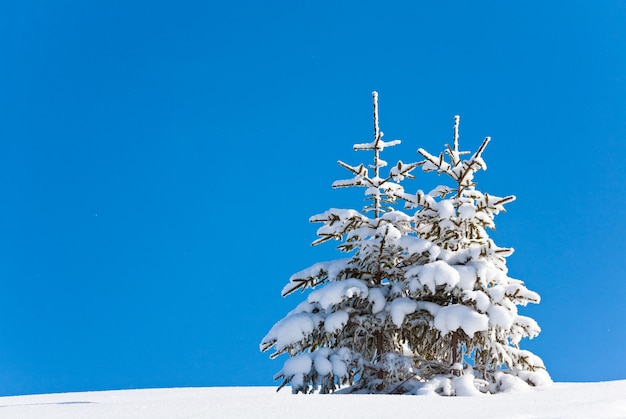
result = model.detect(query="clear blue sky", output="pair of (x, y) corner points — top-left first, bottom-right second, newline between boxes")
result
(0, 1), (624, 396)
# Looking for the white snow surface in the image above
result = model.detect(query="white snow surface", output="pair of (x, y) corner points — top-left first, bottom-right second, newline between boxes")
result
(0, 381), (625, 418)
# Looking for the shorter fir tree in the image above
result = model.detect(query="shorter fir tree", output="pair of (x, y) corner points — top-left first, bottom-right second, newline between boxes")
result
(260, 93), (550, 395)
(403, 115), (551, 393)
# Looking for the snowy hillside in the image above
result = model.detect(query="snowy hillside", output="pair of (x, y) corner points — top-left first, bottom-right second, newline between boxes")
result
(1, 381), (625, 419)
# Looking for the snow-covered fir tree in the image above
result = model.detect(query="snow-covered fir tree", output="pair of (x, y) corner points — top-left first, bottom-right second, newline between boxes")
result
(402, 115), (552, 393)
(260, 93), (550, 395)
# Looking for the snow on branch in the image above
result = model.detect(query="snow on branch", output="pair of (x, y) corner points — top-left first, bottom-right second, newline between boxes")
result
(417, 148), (455, 178)
(309, 208), (373, 246)
(353, 139), (402, 151)
(281, 258), (353, 296)
(390, 161), (420, 182)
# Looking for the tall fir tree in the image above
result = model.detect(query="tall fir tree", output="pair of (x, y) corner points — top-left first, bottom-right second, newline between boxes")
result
(260, 93), (550, 395)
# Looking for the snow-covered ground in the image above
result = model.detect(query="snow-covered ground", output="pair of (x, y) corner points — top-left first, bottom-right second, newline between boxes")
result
(0, 381), (625, 418)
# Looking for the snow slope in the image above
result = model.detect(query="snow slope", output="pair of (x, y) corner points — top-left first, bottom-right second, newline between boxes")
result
(0, 381), (625, 419)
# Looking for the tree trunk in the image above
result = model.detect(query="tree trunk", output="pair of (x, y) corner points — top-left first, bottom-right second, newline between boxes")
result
(451, 331), (459, 364)
(375, 330), (384, 391)
(450, 331), (461, 376)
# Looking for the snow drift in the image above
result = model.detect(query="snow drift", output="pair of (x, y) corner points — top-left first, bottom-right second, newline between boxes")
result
(0, 381), (625, 419)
